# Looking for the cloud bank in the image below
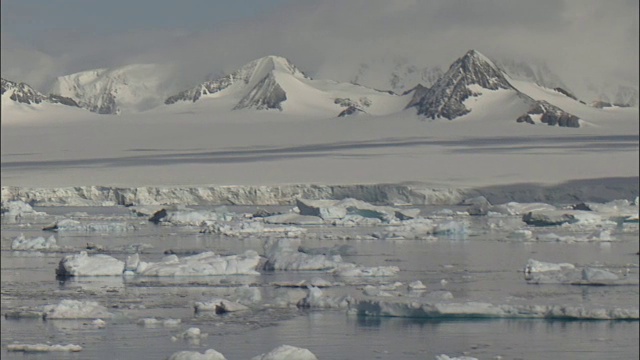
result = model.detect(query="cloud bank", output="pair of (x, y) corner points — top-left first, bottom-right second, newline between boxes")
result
(2, 0), (637, 98)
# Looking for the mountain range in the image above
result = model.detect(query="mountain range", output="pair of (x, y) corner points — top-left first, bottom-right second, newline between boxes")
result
(2, 50), (637, 129)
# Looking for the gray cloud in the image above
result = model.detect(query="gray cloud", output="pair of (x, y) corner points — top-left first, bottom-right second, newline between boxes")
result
(2, 0), (637, 99)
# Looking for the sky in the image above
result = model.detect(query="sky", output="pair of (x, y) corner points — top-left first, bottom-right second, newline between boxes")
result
(1, 0), (638, 98)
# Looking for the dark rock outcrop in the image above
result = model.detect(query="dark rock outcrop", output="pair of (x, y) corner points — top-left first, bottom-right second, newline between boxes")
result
(517, 100), (580, 128)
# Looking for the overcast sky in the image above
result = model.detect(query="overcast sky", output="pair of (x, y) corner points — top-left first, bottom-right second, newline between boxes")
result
(2, 0), (638, 97)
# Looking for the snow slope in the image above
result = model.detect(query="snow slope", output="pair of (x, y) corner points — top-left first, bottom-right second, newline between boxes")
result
(50, 63), (175, 114)
(164, 56), (409, 117)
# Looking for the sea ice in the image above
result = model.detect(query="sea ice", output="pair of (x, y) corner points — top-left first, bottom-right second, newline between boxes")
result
(296, 198), (407, 222)
(251, 345), (318, 360)
(43, 218), (135, 232)
(1, 200), (46, 221)
(137, 318), (182, 327)
(56, 252), (125, 276)
(135, 250), (261, 276)
(200, 221), (306, 238)
(43, 299), (113, 319)
(171, 327), (209, 344)
(330, 263), (400, 277)
(168, 349), (227, 360)
(352, 299), (639, 320)
(491, 202), (556, 216)
(11, 233), (59, 250)
(149, 206), (234, 226)
(263, 238), (344, 271)
(7, 343), (83, 352)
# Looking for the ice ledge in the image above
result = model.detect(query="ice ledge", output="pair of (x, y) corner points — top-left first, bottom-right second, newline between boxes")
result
(2, 177), (637, 206)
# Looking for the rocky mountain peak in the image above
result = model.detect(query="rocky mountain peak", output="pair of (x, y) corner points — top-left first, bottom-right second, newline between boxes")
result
(2, 78), (79, 107)
(407, 50), (513, 119)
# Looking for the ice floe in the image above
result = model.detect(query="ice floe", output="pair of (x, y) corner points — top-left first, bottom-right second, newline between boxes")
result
(43, 299), (113, 319)
(524, 259), (576, 273)
(168, 349), (227, 360)
(1, 200), (47, 222)
(11, 233), (59, 251)
(296, 286), (353, 309)
(43, 218), (136, 232)
(171, 327), (209, 344)
(7, 343), (83, 352)
(137, 317), (182, 327)
(524, 260), (636, 286)
(251, 345), (318, 360)
(194, 298), (250, 314)
(56, 251), (125, 276)
(436, 355), (478, 360)
(149, 206), (234, 225)
(263, 213), (324, 225)
(296, 198), (418, 223)
(134, 251), (261, 276)
(352, 299), (639, 320)
(200, 221), (306, 238)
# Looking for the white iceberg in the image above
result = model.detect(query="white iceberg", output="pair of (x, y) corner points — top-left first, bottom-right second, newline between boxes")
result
(11, 233), (59, 251)
(436, 355), (478, 360)
(296, 198), (403, 222)
(330, 263), (400, 277)
(43, 299), (113, 319)
(56, 252), (125, 277)
(201, 221), (306, 238)
(168, 349), (227, 360)
(171, 327), (208, 344)
(251, 345), (318, 360)
(7, 343), (83, 352)
(491, 202), (556, 216)
(150, 206), (234, 226)
(137, 317), (182, 327)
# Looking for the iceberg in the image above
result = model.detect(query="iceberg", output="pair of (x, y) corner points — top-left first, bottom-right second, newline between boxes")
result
(524, 259), (575, 274)
(296, 286), (353, 309)
(200, 221), (306, 238)
(296, 198), (410, 222)
(251, 345), (318, 360)
(149, 206), (234, 226)
(56, 252), (125, 277)
(168, 349), (227, 360)
(436, 355), (478, 360)
(263, 238), (344, 271)
(263, 213), (324, 225)
(137, 317), (182, 327)
(43, 218), (135, 232)
(1, 200), (46, 222)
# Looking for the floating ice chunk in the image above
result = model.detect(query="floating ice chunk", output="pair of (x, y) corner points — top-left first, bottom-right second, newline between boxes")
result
(296, 286), (353, 309)
(264, 239), (344, 271)
(331, 214), (383, 226)
(1, 200), (46, 221)
(43, 300), (113, 319)
(43, 219), (135, 232)
(172, 327), (208, 343)
(56, 252), (125, 277)
(11, 233), (59, 250)
(296, 198), (401, 222)
(436, 355), (478, 360)
(463, 196), (492, 216)
(330, 263), (400, 277)
(522, 211), (578, 226)
(395, 208), (421, 220)
(168, 349), (227, 360)
(383, 218), (436, 239)
(201, 221), (306, 238)
(299, 244), (356, 257)
(273, 277), (334, 288)
(194, 298), (250, 314)
(582, 267), (619, 282)
(408, 280), (427, 290)
(263, 213), (324, 225)
(136, 250), (261, 276)
(150, 207), (234, 226)
(137, 318), (182, 327)
(92, 319), (107, 328)
(7, 343), (82, 352)
(353, 299), (639, 320)
(507, 229), (533, 240)
(491, 202), (556, 216)
(251, 345), (318, 360)
(433, 221), (467, 235)
(524, 259), (575, 273)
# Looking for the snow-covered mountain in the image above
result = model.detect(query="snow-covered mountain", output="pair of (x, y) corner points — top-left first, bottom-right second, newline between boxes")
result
(164, 55), (409, 117)
(50, 64), (175, 114)
(493, 58), (572, 94)
(1, 78), (78, 107)
(405, 50), (582, 127)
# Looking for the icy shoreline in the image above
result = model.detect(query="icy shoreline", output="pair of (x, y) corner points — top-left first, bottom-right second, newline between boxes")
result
(2, 177), (637, 206)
